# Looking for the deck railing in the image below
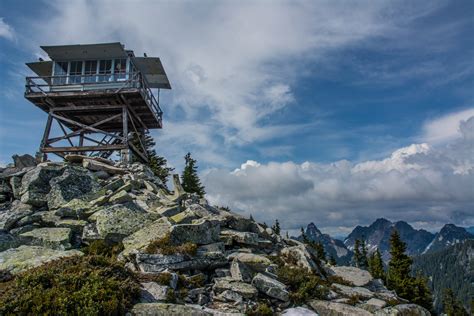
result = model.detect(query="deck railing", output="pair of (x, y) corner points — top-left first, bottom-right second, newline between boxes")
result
(25, 72), (163, 122)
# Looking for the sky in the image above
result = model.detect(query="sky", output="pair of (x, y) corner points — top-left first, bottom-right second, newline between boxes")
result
(0, 0), (473, 237)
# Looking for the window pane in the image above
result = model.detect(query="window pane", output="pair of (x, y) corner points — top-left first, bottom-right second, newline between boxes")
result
(99, 60), (112, 82)
(53, 62), (68, 84)
(84, 60), (97, 83)
(114, 59), (126, 80)
(69, 61), (83, 84)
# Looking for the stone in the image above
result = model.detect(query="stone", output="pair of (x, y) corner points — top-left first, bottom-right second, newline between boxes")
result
(20, 164), (64, 207)
(216, 290), (243, 303)
(0, 231), (19, 251)
(251, 273), (289, 301)
(19, 227), (72, 250)
(0, 201), (34, 230)
(121, 218), (172, 257)
(172, 174), (186, 197)
(140, 282), (170, 303)
(102, 178), (126, 192)
(215, 268), (231, 277)
(82, 158), (126, 175)
(55, 198), (92, 219)
(360, 298), (387, 312)
(220, 229), (259, 246)
(281, 307), (319, 316)
(375, 304), (431, 316)
(0, 245), (83, 274)
(329, 266), (373, 287)
(9, 176), (22, 199)
(47, 166), (99, 210)
(331, 283), (375, 300)
(154, 205), (181, 217)
(93, 203), (159, 242)
(230, 259), (253, 282)
(108, 190), (133, 204)
(136, 251), (227, 273)
(197, 242), (225, 254)
(281, 245), (319, 273)
(213, 277), (258, 299)
(308, 300), (372, 316)
(12, 154), (36, 169)
(66, 154), (116, 165)
(82, 223), (101, 242)
(229, 253), (271, 282)
(130, 303), (211, 316)
(169, 219), (220, 245)
(170, 210), (199, 224)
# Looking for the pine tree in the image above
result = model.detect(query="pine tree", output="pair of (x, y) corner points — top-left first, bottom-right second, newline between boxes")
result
(181, 152), (205, 197)
(359, 239), (369, 269)
(285, 231), (289, 239)
(387, 230), (434, 312)
(442, 288), (468, 316)
(329, 255), (337, 266)
(353, 239), (362, 268)
(315, 242), (326, 262)
(368, 249), (385, 280)
(131, 131), (174, 186)
(272, 219), (281, 236)
(300, 227), (309, 243)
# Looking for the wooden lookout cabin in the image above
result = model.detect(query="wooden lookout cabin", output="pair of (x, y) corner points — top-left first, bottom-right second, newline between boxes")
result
(25, 42), (171, 163)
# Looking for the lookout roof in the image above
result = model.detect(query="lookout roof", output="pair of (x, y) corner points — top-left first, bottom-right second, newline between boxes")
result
(27, 42), (171, 89)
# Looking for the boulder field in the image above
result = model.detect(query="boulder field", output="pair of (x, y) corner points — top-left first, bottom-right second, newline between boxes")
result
(0, 154), (431, 315)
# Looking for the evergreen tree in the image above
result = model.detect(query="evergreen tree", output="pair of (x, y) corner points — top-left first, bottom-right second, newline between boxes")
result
(181, 152), (205, 197)
(387, 230), (434, 312)
(285, 231), (289, 239)
(315, 242), (326, 262)
(353, 239), (362, 267)
(272, 219), (281, 236)
(368, 249), (385, 280)
(131, 131), (174, 186)
(442, 288), (469, 316)
(359, 240), (369, 269)
(329, 255), (337, 266)
(300, 227), (309, 243)
(249, 214), (254, 221)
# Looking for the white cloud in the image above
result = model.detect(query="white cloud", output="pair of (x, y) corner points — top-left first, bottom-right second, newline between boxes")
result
(21, 0), (417, 166)
(204, 116), (474, 234)
(0, 18), (14, 40)
(421, 108), (474, 144)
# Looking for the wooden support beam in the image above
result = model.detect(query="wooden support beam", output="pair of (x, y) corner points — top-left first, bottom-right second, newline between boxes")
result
(47, 113), (122, 144)
(50, 113), (124, 141)
(42, 145), (127, 153)
(39, 112), (53, 161)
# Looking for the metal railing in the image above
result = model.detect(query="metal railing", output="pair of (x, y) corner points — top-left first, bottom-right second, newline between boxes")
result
(25, 72), (163, 122)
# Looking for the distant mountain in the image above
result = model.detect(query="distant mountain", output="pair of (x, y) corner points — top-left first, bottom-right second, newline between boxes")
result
(344, 218), (434, 261)
(297, 223), (352, 264)
(465, 226), (474, 235)
(423, 224), (474, 254)
(413, 240), (473, 314)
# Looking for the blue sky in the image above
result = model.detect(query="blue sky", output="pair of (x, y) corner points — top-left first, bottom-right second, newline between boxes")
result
(1, 1), (473, 236)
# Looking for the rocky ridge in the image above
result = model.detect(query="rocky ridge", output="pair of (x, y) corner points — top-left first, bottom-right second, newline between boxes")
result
(0, 154), (431, 315)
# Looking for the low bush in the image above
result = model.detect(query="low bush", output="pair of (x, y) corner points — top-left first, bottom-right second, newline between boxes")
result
(327, 274), (354, 286)
(0, 255), (140, 315)
(246, 302), (273, 316)
(145, 234), (197, 256)
(82, 239), (124, 259)
(277, 265), (328, 304)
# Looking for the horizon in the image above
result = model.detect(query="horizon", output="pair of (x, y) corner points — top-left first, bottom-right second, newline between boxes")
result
(1, 1), (473, 236)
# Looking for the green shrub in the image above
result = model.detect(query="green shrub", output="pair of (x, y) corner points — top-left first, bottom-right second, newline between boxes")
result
(277, 265), (328, 304)
(347, 294), (361, 306)
(145, 234), (197, 256)
(0, 255), (140, 315)
(246, 302), (273, 316)
(82, 240), (124, 259)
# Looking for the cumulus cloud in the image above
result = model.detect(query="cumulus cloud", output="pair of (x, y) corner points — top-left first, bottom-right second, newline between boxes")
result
(22, 0), (431, 166)
(0, 18), (14, 40)
(204, 115), (474, 235)
(421, 108), (474, 144)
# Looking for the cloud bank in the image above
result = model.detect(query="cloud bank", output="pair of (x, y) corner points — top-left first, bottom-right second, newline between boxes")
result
(204, 112), (474, 235)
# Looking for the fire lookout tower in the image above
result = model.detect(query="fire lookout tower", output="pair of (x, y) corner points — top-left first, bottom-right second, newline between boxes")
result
(25, 42), (171, 163)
